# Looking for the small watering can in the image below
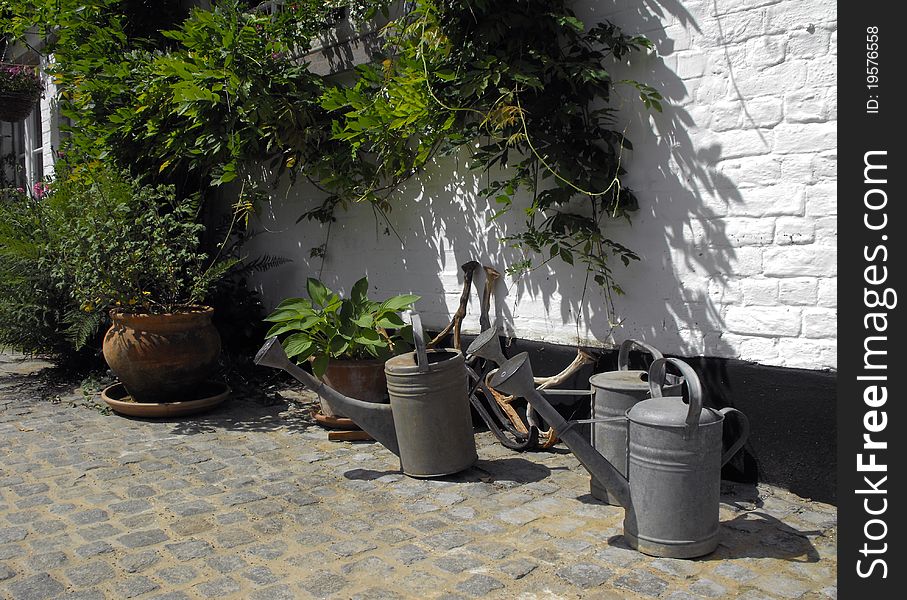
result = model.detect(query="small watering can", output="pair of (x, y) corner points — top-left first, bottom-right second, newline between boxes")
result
(489, 353), (749, 558)
(589, 339), (682, 505)
(254, 313), (477, 478)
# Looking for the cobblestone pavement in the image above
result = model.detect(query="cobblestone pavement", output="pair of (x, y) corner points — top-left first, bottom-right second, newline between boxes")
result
(1, 354), (837, 600)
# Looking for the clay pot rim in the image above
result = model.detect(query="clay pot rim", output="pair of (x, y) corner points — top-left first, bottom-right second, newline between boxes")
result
(322, 357), (387, 368)
(109, 305), (214, 323)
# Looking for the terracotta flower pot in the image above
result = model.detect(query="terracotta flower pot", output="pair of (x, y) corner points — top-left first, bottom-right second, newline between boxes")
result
(319, 358), (388, 416)
(102, 306), (221, 403)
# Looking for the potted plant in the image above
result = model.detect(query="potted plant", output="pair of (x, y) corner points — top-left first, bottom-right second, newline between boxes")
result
(0, 63), (44, 122)
(264, 276), (418, 414)
(47, 166), (237, 413)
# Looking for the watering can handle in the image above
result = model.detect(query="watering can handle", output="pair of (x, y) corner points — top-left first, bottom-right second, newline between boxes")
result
(719, 407), (750, 467)
(648, 358), (703, 431)
(410, 312), (429, 373)
(617, 339), (664, 371)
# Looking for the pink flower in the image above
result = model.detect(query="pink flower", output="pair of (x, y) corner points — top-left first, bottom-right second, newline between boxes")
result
(32, 181), (50, 199)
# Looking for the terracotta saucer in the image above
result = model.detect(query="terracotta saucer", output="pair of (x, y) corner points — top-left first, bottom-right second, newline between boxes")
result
(313, 410), (360, 430)
(101, 381), (230, 418)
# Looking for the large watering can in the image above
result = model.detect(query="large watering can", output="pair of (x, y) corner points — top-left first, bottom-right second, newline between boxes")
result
(589, 339), (682, 505)
(254, 318), (477, 478)
(489, 352), (749, 558)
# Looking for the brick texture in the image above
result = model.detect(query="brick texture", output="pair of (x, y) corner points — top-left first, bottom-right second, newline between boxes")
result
(603, 0), (837, 370)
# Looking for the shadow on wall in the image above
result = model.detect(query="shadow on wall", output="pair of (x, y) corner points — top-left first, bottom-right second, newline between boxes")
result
(247, 0), (753, 364)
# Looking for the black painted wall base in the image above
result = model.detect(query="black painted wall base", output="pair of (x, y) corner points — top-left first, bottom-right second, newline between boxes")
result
(463, 335), (837, 505)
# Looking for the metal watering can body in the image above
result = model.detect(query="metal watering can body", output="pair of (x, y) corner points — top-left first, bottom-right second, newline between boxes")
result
(589, 339), (682, 505)
(254, 314), (477, 479)
(489, 351), (749, 559)
(623, 358), (750, 558)
(384, 348), (477, 477)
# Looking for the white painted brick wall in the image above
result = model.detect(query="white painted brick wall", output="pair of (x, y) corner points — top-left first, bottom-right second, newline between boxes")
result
(247, 0), (837, 371)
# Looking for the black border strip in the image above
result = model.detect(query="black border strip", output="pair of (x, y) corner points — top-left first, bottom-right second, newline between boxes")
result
(838, 5), (903, 596)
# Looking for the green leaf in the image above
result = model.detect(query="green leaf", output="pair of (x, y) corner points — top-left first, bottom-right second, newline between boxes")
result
(351, 276), (369, 304)
(381, 294), (420, 311)
(353, 328), (383, 346)
(307, 277), (330, 307)
(265, 321), (300, 338)
(329, 336), (350, 355)
(263, 308), (298, 322)
(376, 313), (405, 329)
(276, 297), (311, 310)
(560, 248), (574, 265)
(283, 334), (313, 360)
(312, 354), (330, 378)
(352, 314), (374, 328)
(555, 14), (585, 32)
(488, 208), (508, 222)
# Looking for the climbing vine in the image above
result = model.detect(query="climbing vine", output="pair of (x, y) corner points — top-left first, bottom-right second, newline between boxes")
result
(314, 0), (661, 316)
(4, 0), (661, 319)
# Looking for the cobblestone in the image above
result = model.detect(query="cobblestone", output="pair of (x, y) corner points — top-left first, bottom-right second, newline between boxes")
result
(500, 557), (538, 579)
(614, 570), (670, 597)
(241, 565), (280, 584)
(557, 562), (614, 588)
(689, 578), (729, 597)
(74, 541), (113, 558)
(155, 565), (198, 585)
(0, 527), (27, 545)
(456, 574), (505, 596)
(194, 576), (242, 597)
(435, 554), (484, 574)
(31, 551), (68, 570)
(6, 572), (66, 599)
(1, 353), (837, 599)
(64, 561), (116, 587)
(115, 575), (159, 598)
(163, 539), (213, 560)
(118, 550), (160, 573)
(117, 529), (169, 548)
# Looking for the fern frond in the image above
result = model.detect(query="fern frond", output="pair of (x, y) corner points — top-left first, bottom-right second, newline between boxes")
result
(63, 309), (104, 351)
(235, 254), (292, 275)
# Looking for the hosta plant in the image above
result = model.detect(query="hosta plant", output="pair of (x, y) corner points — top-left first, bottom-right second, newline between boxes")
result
(264, 276), (419, 377)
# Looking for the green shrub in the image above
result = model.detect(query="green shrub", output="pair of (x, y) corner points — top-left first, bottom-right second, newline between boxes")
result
(0, 188), (76, 356)
(0, 166), (240, 354)
(44, 166), (238, 348)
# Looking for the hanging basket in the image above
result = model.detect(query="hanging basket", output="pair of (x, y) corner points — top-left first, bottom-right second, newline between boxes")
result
(1, 62), (43, 123)
(0, 91), (38, 122)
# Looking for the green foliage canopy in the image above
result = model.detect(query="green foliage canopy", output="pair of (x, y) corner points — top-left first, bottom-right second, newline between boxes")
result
(4, 0), (661, 319)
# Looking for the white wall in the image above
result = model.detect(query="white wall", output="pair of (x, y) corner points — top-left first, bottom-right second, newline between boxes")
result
(39, 55), (61, 180)
(247, 0), (837, 371)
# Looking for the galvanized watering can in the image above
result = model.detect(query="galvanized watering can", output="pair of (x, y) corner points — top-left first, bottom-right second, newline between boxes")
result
(589, 339), (682, 505)
(488, 352), (749, 558)
(254, 314), (477, 478)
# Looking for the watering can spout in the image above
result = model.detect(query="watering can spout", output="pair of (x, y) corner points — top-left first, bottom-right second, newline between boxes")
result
(254, 338), (400, 457)
(489, 353), (632, 510)
(466, 327), (508, 366)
